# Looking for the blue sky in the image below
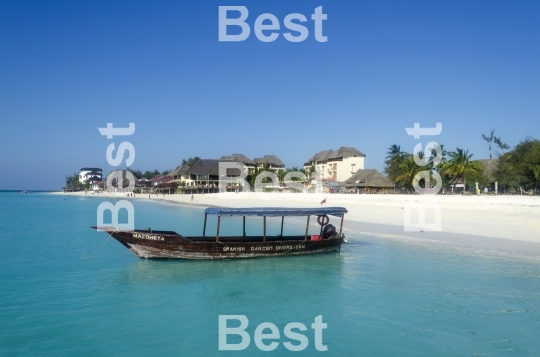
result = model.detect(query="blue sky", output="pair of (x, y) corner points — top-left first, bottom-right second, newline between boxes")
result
(1, 0), (539, 190)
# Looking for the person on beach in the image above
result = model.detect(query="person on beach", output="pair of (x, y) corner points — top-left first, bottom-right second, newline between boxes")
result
(191, 194), (194, 202)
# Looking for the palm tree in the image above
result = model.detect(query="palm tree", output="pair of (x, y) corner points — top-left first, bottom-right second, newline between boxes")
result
(386, 144), (403, 160)
(428, 143), (447, 168)
(395, 156), (422, 192)
(385, 144), (407, 183)
(428, 144), (451, 189)
(442, 148), (483, 191)
(277, 168), (287, 183)
(301, 164), (316, 179)
(482, 129), (496, 160)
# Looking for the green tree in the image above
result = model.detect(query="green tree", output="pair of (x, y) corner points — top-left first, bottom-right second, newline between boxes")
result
(247, 164), (278, 188)
(442, 148), (483, 191)
(482, 129), (496, 160)
(494, 153), (518, 193)
(279, 167), (306, 186)
(127, 169), (143, 179)
(496, 137), (540, 191)
(301, 164), (316, 179)
(395, 156), (422, 192)
(467, 169), (491, 190)
(127, 168), (168, 179)
(386, 144), (403, 159)
(182, 156), (200, 167)
(482, 129), (510, 160)
(65, 173), (80, 186)
(141, 170), (160, 179)
(427, 143), (447, 169)
(428, 144), (451, 189)
(493, 136), (510, 157)
(383, 145), (406, 183)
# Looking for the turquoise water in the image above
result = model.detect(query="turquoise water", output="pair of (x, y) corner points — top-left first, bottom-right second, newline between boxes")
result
(1, 192), (539, 356)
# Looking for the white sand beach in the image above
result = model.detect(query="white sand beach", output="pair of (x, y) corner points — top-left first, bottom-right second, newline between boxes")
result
(58, 191), (540, 258)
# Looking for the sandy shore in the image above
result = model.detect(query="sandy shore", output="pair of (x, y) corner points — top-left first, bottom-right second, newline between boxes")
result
(56, 191), (540, 258)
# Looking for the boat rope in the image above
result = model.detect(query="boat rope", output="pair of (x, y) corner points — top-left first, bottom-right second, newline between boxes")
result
(80, 233), (112, 260)
(216, 240), (230, 250)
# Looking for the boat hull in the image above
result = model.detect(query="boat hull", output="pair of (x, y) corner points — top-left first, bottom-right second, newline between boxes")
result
(103, 230), (343, 260)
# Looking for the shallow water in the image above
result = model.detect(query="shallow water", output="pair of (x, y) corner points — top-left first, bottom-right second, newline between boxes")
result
(0, 192), (539, 356)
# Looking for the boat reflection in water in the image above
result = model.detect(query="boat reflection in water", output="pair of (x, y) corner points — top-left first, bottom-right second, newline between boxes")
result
(119, 251), (346, 288)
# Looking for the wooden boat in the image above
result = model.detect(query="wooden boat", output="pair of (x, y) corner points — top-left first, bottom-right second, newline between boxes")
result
(92, 207), (348, 259)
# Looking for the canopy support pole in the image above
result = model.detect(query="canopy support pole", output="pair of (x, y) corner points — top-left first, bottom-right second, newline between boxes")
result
(216, 216), (221, 242)
(243, 216), (246, 237)
(263, 216), (266, 242)
(203, 214), (207, 236)
(280, 216), (284, 236)
(304, 215), (310, 240)
(339, 214), (344, 237)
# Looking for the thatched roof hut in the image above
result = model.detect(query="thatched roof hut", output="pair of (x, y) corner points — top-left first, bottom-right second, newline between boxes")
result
(168, 165), (190, 180)
(342, 169), (394, 188)
(186, 159), (242, 176)
(220, 154), (254, 165)
(305, 149), (334, 165)
(327, 147), (365, 160)
(186, 159), (220, 175)
(305, 147), (365, 165)
(253, 155), (285, 168)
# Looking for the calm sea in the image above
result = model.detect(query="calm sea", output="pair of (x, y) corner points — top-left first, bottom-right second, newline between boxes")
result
(1, 192), (539, 356)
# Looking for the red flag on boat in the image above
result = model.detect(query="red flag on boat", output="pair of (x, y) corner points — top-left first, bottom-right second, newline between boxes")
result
(321, 197), (326, 205)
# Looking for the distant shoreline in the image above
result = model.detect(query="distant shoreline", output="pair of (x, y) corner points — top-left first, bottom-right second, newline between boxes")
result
(53, 191), (540, 260)
(0, 190), (60, 192)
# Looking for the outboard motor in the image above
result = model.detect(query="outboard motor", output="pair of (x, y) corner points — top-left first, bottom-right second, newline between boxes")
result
(322, 224), (338, 239)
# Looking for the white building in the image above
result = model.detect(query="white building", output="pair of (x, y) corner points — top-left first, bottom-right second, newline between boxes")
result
(303, 147), (365, 182)
(79, 168), (103, 184)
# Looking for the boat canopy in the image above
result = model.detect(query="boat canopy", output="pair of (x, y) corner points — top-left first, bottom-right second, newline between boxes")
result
(204, 207), (348, 217)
